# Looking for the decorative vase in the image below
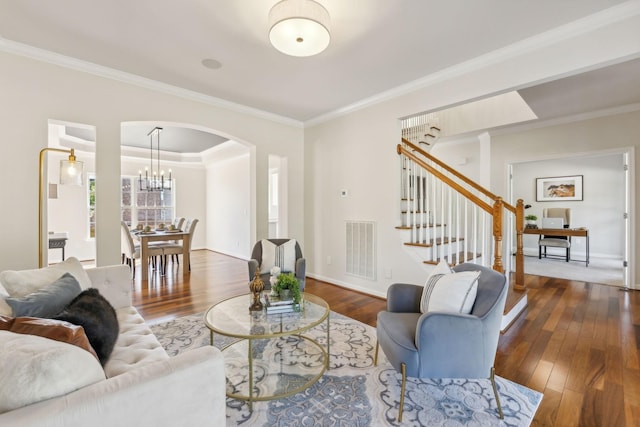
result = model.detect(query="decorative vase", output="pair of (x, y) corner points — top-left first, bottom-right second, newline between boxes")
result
(249, 267), (265, 311)
(280, 289), (291, 300)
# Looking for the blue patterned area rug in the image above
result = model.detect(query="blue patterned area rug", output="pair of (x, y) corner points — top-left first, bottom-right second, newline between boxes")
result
(151, 312), (542, 426)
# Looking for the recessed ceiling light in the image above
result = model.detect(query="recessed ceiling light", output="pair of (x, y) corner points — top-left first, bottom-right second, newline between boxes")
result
(202, 58), (222, 70)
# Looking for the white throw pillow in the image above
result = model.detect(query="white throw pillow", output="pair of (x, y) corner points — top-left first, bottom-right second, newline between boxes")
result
(0, 284), (10, 317)
(261, 240), (297, 273)
(0, 330), (105, 414)
(420, 260), (480, 314)
(0, 257), (92, 298)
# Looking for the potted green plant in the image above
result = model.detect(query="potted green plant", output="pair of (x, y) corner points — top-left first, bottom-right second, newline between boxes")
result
(273, 272), (301, 303)
(525, 214), (538, 226)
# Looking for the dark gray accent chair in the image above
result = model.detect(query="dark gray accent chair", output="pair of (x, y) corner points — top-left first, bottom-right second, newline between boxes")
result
(375, 263), (508, 422)
(248, 239), (306, 291)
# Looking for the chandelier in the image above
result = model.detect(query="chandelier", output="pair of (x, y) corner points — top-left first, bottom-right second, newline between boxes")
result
(138, 127), (172, 192)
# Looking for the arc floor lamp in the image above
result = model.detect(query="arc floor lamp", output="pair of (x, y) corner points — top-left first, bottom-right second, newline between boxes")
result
(39, 147), (84, 267)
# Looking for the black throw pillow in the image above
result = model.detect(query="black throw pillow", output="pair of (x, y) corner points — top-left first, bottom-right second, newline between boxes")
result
(53, 288), (119, 366)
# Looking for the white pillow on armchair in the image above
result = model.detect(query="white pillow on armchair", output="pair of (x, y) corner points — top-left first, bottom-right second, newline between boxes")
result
(420, 260), (480, 314)
(260, 240), (297, 273)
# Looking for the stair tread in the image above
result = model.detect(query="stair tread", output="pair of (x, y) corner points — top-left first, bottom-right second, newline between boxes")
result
(395, 224), (444, 230)
(404, 242), (434, 248)
(404, 237), (464, 247)
(423, 251), (480, 266)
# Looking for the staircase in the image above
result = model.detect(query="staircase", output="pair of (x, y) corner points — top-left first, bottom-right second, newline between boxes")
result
(397, 137), (527, 328)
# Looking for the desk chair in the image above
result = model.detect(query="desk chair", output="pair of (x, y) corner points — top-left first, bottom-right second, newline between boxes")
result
(539, 208), (571, 262)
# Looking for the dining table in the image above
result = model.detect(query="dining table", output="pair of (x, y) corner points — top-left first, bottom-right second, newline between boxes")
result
(133, 229), (191, 281)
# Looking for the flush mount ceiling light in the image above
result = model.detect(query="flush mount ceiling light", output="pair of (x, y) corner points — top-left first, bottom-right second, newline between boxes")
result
(269, 0), (331, 57)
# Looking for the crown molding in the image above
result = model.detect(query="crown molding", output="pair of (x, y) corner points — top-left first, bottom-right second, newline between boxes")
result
(2, 1), (638, 129)
(305, 1), (640, 127)
(0, 38), (303, 129)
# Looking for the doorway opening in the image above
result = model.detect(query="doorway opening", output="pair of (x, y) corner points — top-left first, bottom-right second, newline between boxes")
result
(45, 120), (96, 266)
(508, 148), (632, 288)
(268, 155), (288, 238)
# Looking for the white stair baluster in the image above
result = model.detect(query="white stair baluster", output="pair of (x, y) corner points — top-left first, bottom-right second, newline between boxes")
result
(455, 192), (460, 263)
(447, 185), (453, 264)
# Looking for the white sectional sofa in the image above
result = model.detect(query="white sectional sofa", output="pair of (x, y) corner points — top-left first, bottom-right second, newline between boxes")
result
(0, 259), (226, 426)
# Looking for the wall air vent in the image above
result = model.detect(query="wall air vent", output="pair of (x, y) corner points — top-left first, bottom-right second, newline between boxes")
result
(346, 220), (376, 280)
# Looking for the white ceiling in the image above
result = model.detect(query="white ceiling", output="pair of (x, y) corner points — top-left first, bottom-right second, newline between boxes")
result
(120, 126), (229, 153)
(64, 124), (229, 153)
(2, 0), (640, 152)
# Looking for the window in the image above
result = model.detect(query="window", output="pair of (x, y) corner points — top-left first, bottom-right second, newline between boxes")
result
(88, 175), (96, 238)
(121, 177), (133, 226)
(120, 176), (174, 227)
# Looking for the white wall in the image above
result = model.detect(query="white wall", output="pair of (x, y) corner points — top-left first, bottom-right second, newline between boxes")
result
(306, 110), (424, 298)
(304, 12), (640, 294)
(204, 141), (251, 259)
(429, 137), (482, 183)
(0, 51), (303, 271)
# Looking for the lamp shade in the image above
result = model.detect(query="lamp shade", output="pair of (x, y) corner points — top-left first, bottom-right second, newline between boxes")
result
(269, 0), (330, 57)
(60, 158), (84, 186)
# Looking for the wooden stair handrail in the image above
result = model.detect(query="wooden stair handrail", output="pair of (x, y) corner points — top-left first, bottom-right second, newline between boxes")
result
(399, 139), (517, 213)
(399, 145), (493, 214)
(399, 140), (526, 289)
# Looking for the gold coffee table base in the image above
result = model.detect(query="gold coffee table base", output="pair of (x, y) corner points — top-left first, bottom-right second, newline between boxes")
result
(205, 293), (331, 411)
(222, 335), (328, 408)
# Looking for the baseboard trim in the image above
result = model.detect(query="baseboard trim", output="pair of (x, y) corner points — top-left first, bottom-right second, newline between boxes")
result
(501, 293), (528, 333)
(306, 273), (387, 299)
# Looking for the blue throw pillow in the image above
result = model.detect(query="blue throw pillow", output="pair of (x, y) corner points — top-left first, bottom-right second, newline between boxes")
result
(5, 273), (82, 318)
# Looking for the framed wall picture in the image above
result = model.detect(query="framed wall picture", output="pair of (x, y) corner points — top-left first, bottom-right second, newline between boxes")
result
(536, 175), (583, 201)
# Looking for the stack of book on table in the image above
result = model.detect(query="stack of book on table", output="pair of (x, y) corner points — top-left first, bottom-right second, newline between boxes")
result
(264, 294), (299, 314)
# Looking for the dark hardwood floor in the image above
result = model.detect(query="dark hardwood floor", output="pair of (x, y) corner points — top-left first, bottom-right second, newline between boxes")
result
(132, 250), (640, 427)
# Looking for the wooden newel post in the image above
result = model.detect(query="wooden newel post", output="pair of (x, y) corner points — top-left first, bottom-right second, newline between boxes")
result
(514, 199), (526, 291)
(492, 198), (504, 273)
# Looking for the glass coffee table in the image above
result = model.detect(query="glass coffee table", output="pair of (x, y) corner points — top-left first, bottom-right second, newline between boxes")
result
(204, 293), (330, 409)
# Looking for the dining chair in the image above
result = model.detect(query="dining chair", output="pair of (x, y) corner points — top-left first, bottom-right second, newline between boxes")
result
(120, 221), (164, 278)
(167, 217), (186, 264)
(160, 218), (198, 274)
(173, 217), (186, 230)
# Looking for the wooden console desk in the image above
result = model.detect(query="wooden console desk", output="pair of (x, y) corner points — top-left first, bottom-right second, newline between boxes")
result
(523, 227), (589, 266)
(48, 232), (68, 261)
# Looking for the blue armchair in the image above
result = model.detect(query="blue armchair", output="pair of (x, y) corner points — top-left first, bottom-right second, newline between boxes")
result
(375, 263), (508, 422)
